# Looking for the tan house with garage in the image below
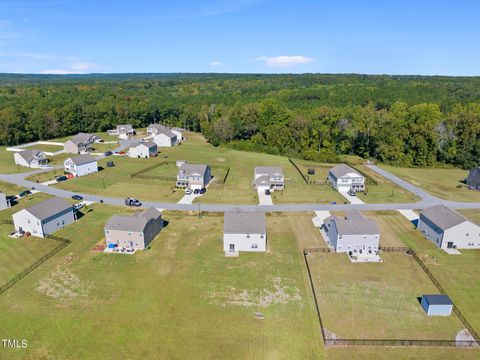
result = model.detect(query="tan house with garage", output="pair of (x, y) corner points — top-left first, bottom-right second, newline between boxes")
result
(254, 166), (284, 191)
(104, 207), (163, 250)
(176, 163), (211, 190)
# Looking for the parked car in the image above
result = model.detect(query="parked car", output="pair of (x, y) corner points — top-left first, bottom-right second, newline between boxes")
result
(125, 197), (142, 207)
(71, 195), (83, 201)
(347, 189), (356, 196)
(73, 203), (84, 211)
(193, 189), (200, 195)
(200, 188), (206, 194)
(184, 188), (193, 195)
(264, 189), (271, 195)
(18, 190), (31, 198)
(104, 151), (113, 156)
(56, 175), (68, 182)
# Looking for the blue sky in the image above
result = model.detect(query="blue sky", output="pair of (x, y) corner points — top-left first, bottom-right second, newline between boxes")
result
(0, 0), (479, 75)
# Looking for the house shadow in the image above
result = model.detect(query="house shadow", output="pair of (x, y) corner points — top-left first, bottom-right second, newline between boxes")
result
(162, 219), (170, 228)
(416, 296), (423, 304)
(7, 196), (18, 207)
(411, 219), (419, 228)
(75, 211), (86, 220)
(98, 166), (105, 172)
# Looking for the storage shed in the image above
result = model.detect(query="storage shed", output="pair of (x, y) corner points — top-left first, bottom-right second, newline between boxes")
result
(420, 294), (453, 316)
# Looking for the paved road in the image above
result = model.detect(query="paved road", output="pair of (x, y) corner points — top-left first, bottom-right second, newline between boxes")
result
(1, 157), (479, 213)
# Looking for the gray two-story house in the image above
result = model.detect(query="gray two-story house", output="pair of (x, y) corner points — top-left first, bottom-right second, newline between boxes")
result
(254, 166), (284, 191)
(176, 163), (211, 190)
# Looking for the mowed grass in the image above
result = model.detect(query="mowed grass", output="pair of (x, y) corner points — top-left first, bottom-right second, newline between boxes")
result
(0, 209), (322, 359)
(381, 165), (480, 202)
(21, 143), (64, 153)
(309, 251), (463, 339)
(0, 224), (60, 284)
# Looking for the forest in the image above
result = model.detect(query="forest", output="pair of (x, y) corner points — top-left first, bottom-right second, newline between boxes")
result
(0, 73), (479, 169)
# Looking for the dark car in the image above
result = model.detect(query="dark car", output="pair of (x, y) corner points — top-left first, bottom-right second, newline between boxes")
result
(193, 189), (200, 195)
(18, 190), (31, 198)
(264, 189), (271, 195)
(71, 195), (83, 201)
(200, 188), (206, 194)
(125, 197), (142, 207)
(104, 151), (113, 156)
(347, 189), (356, 196)
(56, 175), (68, 182)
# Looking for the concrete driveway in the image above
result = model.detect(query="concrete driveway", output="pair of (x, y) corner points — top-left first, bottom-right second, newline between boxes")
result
(339, 190), (365, 204)
(257, 188), (273, 205)
(177, 192), (204, 205)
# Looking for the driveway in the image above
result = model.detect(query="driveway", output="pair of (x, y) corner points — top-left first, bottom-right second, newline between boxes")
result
(339, 190), (365, 205)
(177, 192), (204, 205)
(257, 188), (273, 205)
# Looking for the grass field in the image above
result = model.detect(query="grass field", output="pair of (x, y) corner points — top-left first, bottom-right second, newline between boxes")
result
(381, 165), (480, 202)
(0, 209), (322, 359)
(21, 143), (64, 153)
(309, 251), (463, 339)
(0, 224), (60, 284)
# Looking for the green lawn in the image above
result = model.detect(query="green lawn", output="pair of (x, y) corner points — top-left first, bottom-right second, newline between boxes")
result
(0, 209), (322, 359)
(309, 251), (463, 339)
(0, 224), (60, 284)
(22, 143), (64, 153)
(381, 165), (480, 202)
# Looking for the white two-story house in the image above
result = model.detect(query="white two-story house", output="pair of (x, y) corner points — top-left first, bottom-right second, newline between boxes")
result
(14, 150), (48, 168)
(64, 154), (98, 177)
(328, 164), (365, 193)
(223, 210), (267, 255)
(176, 163), (211, 190)
(254, 166), (284, 191)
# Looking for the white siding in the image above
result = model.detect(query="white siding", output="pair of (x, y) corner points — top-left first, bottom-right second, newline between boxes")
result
(65, 160), (98, 177)
(128, 145), (151, 158)
(443, 222), (480, 249)
(13, 210), (44, 236)
(154, 133), (177, 147)
(223, 233), (267, 253)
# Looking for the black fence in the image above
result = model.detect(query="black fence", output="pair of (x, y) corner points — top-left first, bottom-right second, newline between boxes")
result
(303, 245), (480, 348)
(0, 221), (71, 296)
(130, 161), (170, 179)
(288, 158), (310, 184)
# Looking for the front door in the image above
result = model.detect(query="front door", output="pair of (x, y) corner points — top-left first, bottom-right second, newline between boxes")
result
(229, 244), (235, 252)
(447, 242), (454, 249)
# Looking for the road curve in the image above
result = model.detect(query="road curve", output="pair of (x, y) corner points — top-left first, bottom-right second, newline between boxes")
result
(1, 159), (479, 213)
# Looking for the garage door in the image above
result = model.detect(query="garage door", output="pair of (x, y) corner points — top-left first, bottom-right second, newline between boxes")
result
(337, 185), (351, 192)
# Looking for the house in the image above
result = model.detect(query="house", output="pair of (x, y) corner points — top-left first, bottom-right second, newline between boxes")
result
(328, 164), (365, 192)
(417, 205), (480, 250)
(323, 210), (380, 254)
(176, 163), (211, 190)
(223, 210), (267, 254)
(12, 197), (75, 237)
(153, 128), (177, 147)
(107, 124), (135, 139)
(147, 124), (168, 136)
(128, 142), (158, 158)
(0, 192), (10, 210)
(14, 150), (48, 168)
(171, 127), (184, 141)
(420, 295), (453, 316)
(104, 207), (163, 250)
(64, 154), (98, 177)
(466, 167), (480, 190)
(253, 166), (284, 191)
(64, 133), (99, 154)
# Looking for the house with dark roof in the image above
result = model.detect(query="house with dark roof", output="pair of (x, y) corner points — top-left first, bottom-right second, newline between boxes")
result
(323, 210), (380, 254)
(0, 191), (10, 210)
(328, 164), (365, 193)
(253, 166), (284, 191)
(12, 197), (75, 237)
(128, 142), (158, 158)
(147, 124), (168, 135)
(418, 205), (480, 250)
(104, 207), (163, 250)
(14, 150), (48, 168)
(223, 210), (267, 254)
(171, 127), (185, 141)
(176, 163), (211, 190)
(64, 133), (100, 154)
(107, 124), (135, 139)
(64, 154), (98, 177)
(420, 294), (453, 316)
(153, 128), (177, 147)
(467, 167), (480, 190)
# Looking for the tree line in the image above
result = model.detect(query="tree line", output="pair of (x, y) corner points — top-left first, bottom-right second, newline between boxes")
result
(0, 73), (479, 169)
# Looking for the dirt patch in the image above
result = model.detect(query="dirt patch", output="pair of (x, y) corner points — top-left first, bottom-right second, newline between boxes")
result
(215, 158), (226, 162)
(456, 329), (478, 347)
(208, 277), (302, 308)
(62, 253), (75, 265)
(36, 268), (91, 302)
(323, 328), (339, 340)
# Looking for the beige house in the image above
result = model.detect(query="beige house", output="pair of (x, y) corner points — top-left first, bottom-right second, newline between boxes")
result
(104, 207), (163, 250)
(254, 166), (284, 191)
(64, 133), (100, 154)
(14, 150), (48, 168)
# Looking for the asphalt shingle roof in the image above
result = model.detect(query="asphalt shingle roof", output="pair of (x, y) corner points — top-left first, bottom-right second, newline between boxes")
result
(68, 154), (97, 166)
(329, 164), (363, 179)
(224, 210), (266, 234)
(254, 166), (283, 176)
(105, 207), (162, 232)
(420, 205), (468, 231)
(23, 197), (72, 221)
(422, 294), (453, 306)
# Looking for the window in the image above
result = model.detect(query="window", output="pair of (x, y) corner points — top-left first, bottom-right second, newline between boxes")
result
(27, 219), (30, 224)
(106, 230), (109, 234)
(128, 232), (132, 236)
(246, 234), (250, 238)
(260, 235), (264, 239)
(251, 244), (258, 249)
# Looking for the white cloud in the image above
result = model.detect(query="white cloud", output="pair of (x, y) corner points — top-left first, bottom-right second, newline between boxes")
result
(39, 61), (101, 74)
(254, 55), (314, 68)
(210, 61), (223, 67)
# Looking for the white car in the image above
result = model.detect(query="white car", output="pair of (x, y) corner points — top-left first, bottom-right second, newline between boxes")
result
(184, 188), (193, 195)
